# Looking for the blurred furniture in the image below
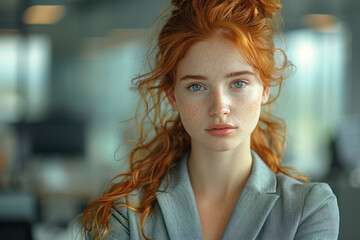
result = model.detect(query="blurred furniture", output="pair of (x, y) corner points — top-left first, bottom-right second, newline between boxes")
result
(0, 191), (36, 240)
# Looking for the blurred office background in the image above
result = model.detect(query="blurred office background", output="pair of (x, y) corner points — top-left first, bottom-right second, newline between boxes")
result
(0, 0), (359, 239)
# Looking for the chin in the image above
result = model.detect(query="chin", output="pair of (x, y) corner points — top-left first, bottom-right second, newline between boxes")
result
(208, 143), (238, 152)
(206, 136), (249, 153)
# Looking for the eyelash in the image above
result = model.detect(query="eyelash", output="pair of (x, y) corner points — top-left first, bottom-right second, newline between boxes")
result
(187, 81), (247, 92)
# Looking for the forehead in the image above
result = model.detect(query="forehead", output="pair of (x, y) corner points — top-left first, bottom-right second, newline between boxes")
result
(176, 36), (255, 75)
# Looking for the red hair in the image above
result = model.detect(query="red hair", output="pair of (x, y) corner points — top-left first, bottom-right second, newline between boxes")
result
(81, 0), (309, 239)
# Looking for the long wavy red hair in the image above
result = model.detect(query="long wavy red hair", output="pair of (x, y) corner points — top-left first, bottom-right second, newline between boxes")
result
(81, 0), (309, 239)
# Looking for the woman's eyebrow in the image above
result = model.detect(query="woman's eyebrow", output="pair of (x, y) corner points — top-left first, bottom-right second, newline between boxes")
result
(180, 70), (255, 81)
(180, 75), (208, 81)
(225, 71), (255, 78)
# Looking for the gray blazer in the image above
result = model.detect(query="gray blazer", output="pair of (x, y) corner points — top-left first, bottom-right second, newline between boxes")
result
(106, 152), (339, 240)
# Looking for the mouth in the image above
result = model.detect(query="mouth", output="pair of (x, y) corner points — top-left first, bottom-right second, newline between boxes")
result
(205, 124), (237, 137)
(205, 123), (237, 131)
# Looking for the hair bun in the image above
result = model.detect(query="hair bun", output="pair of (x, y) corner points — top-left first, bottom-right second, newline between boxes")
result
(171, 0), (281, 18)
(254, 0), (282, 18)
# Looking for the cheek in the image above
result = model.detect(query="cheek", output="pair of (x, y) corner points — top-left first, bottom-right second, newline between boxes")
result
(237, 95), (262, 127)
(177, 99), (205, 126)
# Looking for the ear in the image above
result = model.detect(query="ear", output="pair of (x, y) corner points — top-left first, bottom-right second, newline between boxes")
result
(166, 89), (178, 111)
(261, 86), (270, 105)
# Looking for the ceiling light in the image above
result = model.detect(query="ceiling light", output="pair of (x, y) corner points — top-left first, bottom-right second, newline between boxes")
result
(302, 14), (339, 33)
(23, 5), (65, 25)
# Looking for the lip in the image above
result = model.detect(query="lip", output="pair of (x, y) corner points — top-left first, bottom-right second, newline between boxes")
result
(205, 124), (237, 137)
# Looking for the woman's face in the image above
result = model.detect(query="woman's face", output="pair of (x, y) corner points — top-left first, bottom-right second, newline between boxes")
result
(168, 36), (269, 152)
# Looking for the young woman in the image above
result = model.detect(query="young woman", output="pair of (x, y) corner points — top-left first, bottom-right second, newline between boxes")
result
(82, 0), (340, 239)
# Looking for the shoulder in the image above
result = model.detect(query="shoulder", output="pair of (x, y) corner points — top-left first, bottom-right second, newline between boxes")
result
(107, 191), (143, 239)
(107, 195), (130, 237)
(276, 174), (334, 198)
(276, 174), (337, 207)
(107, 189), (169, 239)
(275, 174), (340, 239)
(251, 150), (339, 226)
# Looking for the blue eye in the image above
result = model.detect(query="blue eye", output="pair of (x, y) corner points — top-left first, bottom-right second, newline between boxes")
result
(232, 81), (246, 88)
(188, 84), (203, 91)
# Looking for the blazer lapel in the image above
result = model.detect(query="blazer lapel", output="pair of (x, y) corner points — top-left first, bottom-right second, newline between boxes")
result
(222, 151), (279, 239)
(157, 154), (204, 240)
(156, 151), (279, 240)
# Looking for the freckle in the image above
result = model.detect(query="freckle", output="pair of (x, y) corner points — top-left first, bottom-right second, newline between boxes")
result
(241, 99), (262, 124)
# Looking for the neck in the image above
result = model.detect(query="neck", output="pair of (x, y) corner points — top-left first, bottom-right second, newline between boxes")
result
(188, 140), (253, 202)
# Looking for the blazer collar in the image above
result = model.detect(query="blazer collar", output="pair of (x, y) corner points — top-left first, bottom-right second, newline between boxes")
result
(221, 151), (279, 239)
(157, 152), (203, 239)
(156, 151), (279, 240)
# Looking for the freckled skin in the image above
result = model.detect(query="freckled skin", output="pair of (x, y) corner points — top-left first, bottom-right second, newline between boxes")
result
(169, 36), (269, 153)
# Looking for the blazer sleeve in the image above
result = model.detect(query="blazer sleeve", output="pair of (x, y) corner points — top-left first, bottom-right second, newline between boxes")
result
(106, 206), (130, 240)
(294, 183), (340, 240)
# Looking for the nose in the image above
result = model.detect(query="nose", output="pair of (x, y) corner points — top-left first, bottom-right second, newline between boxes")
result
(208, 89), (230, 119)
